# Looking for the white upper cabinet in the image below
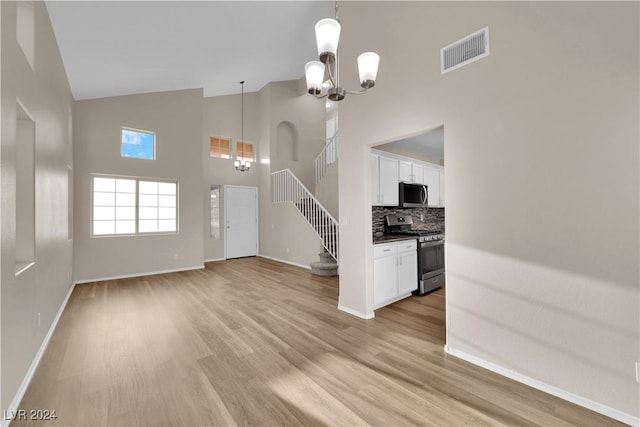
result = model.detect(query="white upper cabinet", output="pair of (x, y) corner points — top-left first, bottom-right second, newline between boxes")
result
(398, 160), (424, 184)
(398, 160), (412, 182)
(423, 166), (440, 207)
(412, 164), (424, 184)
(371, 154), (380, 205)
(378, 156), (399, 206)
(372, 153), (399, 206)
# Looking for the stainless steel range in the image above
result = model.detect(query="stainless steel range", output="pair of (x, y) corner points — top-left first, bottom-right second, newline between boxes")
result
(384, 214), (445, 295)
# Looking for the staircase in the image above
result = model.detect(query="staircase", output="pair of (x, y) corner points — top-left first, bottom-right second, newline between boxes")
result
(271, 169), (338, 275)
(310, 251), (338, 276)
(315, 133), (338, 184)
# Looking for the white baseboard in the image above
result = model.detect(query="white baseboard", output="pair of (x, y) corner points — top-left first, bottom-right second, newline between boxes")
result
(74, 265), (204, 285)
(257, 254), (311, 270)
(2, 282), (76, 427)
(204, 258), (225, 263)
(444, 345), (639, 427)
(338, 304), (375, 320)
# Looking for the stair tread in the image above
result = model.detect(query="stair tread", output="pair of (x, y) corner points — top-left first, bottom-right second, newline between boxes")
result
(309, 261), (338, 269)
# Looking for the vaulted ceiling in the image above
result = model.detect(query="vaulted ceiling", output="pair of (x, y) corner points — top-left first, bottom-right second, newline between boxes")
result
(45, 1), (334, 100)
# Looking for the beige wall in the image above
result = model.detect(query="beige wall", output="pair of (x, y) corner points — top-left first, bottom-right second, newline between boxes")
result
(74, 89), (204, 282)
(258, 79), (328, 267)
(1, 1), (73, 412)
(338, 1), (639, 421)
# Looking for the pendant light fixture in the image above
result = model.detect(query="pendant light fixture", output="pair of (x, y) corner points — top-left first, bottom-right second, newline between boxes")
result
(234, 80), (251, 172)
(304, 1), (380, 101)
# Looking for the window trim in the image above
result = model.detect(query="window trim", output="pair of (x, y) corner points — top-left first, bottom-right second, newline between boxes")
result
(90, 173), (179, 238)
(121, 127), (156, 161)
(235, 140), (254, 162)
(209, 135), (232, 159)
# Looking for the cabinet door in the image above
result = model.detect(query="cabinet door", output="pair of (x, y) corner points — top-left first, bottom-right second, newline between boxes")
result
(439, 170), (445, 207)
(379, 156), (399, 206)
(398, 251), (418, 295)
(398, 160), (413, 183)
(412, 164), (424, 184)
(371, 154), (380, 205)
(423, 167), (440, 207)
(374, 255), (398, 307)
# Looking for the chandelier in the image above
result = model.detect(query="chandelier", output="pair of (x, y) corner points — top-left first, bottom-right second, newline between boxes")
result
(234, 80), (251, 172)
(304, 4), (380, 101)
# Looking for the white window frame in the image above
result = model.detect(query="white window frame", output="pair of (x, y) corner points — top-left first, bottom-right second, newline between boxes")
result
(91, 174), (178, 237)
(209, 135), (232, 159)
(120, 127), (156, 161)
(236, 139), (255, 163)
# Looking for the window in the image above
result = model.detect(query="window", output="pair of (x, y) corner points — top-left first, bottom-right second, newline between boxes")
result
(121, 128), (155, 160)
(210, 136), (231, 159)
(92, 175), (177, 236)
(138, 180), (177, 233)
(236, 141), (254, 162)
(210, 185), (220, 240)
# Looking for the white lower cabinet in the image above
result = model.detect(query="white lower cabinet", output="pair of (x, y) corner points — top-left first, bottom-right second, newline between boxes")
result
(373, 239), (418, 309)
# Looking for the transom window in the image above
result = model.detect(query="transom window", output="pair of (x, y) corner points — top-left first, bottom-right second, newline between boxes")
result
(210, 136), (231, 159)
(236, 141), (254, 162)
(92, 175), (177, 236)
(121, 128), (155, 160)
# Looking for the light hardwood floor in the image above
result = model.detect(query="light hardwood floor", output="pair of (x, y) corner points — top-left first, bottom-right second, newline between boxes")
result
(15, 257), (623, 426)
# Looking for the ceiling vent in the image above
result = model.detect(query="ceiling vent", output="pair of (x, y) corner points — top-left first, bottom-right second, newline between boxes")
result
(441, 27), (489, 74)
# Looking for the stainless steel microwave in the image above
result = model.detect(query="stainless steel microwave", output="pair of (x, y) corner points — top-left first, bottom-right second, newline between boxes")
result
(398, 182), (428, 207)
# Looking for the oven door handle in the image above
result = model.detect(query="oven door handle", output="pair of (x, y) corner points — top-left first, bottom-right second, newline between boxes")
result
(420, 240), (444, 248)
(421, 185), (427, 205)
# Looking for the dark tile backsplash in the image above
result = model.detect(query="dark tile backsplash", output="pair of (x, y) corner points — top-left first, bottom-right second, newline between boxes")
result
(373, 206), (444, 236)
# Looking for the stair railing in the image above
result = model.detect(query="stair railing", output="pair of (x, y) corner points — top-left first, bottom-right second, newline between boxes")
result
(272, 169), (339, 261)
(315, 133), (338, 184)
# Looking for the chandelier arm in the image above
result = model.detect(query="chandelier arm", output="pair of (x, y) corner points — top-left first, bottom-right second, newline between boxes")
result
(344, 87), (371, 95)
(325, 58), (338, 88)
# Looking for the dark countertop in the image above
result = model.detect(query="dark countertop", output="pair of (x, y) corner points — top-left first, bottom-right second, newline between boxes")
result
(373, 234), (418, 244)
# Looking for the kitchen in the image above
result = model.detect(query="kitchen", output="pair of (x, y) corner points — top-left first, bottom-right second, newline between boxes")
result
(371, 126), (445, 310)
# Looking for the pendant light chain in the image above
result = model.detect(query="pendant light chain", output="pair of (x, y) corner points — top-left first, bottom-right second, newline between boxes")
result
(241, 80), (244, 160)
(234, 80), (250, 172)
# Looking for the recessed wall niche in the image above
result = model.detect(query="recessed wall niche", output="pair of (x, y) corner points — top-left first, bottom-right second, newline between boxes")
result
(275, 121), (299, 161)
(15, 100), (36, 274)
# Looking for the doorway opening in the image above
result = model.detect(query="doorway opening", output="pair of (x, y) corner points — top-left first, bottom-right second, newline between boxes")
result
(370, 125), (446, 344)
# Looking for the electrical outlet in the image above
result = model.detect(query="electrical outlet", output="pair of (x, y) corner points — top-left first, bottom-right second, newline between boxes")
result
(286, 248), (290, 253)
(636, 362), (639, 383)
(173, 253), (179, 260)
(37, 312), (41, 329)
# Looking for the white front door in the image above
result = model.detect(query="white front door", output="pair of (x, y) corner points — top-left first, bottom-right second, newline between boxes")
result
(224, 186), (258, 259)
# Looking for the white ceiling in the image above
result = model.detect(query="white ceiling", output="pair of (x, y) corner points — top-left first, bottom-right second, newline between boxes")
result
(384, 126), (445, 160)
(45, 1), (334, 100)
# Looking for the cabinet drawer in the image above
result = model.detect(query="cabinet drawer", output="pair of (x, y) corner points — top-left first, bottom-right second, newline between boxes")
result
(396, 240), (417, 253)
(373, 244), (397, 258)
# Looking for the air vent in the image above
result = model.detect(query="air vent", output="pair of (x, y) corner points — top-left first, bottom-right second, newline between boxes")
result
(441, 27), (489, 74)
